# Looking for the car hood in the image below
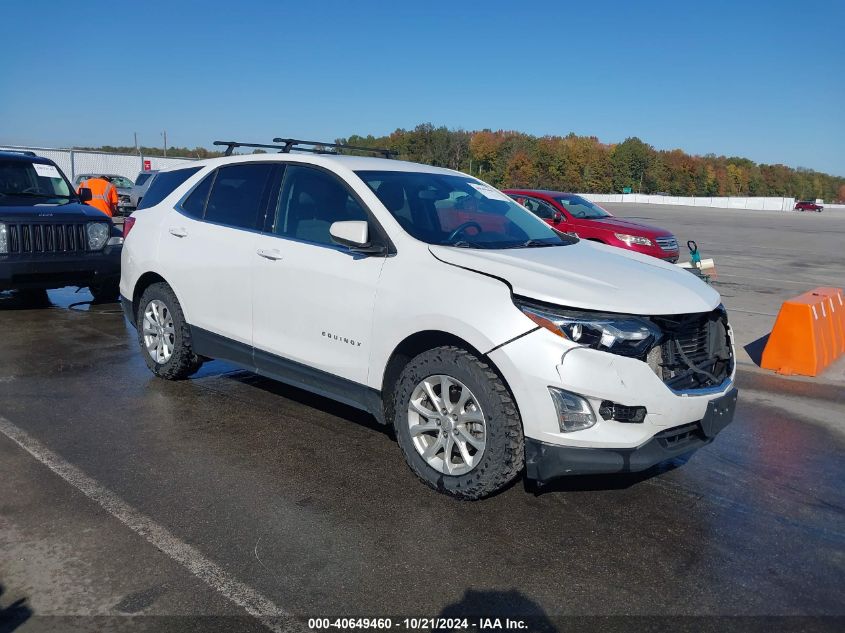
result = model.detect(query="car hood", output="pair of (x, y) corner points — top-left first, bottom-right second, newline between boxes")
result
(429, 241), (719, 315)
(582, 216), (673, 237)
(0, 202), (112, 221)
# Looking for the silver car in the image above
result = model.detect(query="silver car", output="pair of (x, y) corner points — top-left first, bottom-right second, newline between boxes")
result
(73, 173), (135, 215)
(129, 170), (159, 209)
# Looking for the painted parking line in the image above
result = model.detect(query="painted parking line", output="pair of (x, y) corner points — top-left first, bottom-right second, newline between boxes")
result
(0, 414), (303, 633)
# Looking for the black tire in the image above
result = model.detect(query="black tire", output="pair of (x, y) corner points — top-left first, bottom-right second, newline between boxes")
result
(392, 346), (524, 500)
(136, 282), (202, 380)
(89, 281), (120, 303)
(16, 288), (50, 307)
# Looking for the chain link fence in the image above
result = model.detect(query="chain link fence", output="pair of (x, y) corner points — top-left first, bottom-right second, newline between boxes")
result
(0, 144), (196, 184)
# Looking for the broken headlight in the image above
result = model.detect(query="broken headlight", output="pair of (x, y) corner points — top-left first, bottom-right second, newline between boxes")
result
(515, 298), (661, 357)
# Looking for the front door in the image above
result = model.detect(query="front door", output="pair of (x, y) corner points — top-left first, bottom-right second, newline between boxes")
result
(252, 164), (386, 387)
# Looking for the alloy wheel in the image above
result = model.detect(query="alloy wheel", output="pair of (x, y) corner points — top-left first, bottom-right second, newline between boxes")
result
(142, 299), (175, 364)
(407, 374), (486, 476)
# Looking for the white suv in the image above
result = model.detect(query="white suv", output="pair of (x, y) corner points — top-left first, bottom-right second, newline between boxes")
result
(120, 139), (737, 500)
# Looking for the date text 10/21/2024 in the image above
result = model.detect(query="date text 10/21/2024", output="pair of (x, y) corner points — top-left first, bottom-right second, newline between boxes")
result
(307, 618), (529, 630)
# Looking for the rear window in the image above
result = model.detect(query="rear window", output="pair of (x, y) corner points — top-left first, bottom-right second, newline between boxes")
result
(135, 173), (152, 186)
(138, 168), (201, 209)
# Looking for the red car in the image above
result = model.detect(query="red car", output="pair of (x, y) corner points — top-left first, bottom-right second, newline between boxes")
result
(504, 190), (680, 262)
(794, 200), (823, 212)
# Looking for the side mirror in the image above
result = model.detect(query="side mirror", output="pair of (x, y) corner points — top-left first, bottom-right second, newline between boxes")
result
(553, 211), (563, 224)
(78, 187), (93, 202)
(329, 221), (385, 255)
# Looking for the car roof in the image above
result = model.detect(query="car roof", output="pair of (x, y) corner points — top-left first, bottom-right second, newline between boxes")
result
(157, 153), (464, 176)
(0, 151), (55, 165)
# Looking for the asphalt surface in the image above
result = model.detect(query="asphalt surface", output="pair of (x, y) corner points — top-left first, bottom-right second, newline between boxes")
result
(1, 205), (844, 632)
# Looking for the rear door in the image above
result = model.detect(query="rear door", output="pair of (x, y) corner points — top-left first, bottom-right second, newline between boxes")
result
(157, 162), (278, 350)
(252, 164), (386, 386)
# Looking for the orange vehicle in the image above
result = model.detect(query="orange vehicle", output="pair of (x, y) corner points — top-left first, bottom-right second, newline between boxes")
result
(77, 176), (118, 216)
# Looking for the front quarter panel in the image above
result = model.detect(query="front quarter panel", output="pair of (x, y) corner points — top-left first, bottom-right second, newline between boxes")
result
(367, 247), (536, 390)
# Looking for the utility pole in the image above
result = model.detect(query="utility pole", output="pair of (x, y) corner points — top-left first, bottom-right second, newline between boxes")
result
(162, 130), (167, 157)
(134, 132), (140, 155)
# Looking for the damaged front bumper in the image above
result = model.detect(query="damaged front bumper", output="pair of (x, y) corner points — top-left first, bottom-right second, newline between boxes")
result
(525, 387), (738, 482)
(488, 323), (738, 483)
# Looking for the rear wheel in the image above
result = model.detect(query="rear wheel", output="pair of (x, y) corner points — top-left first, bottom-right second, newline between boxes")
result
(137, 282), (202, 380)
(393, 346), (524, 500)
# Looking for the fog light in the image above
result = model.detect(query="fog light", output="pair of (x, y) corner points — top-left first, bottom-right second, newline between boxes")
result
(599, 400), (647, 423)
(548, 387), (596, 432)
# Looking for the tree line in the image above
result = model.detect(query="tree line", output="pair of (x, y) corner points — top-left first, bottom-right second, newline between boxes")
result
(81, 126), (845, 201)
(338, 125), (845, 202)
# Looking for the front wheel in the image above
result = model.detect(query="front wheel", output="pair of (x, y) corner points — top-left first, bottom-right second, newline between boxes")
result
(392, 346), (524, 500)
(136, 282), (203, 380)
(89, 281), (120, 303)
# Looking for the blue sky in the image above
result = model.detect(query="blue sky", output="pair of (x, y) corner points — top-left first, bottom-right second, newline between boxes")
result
(2, 0), (843, 175)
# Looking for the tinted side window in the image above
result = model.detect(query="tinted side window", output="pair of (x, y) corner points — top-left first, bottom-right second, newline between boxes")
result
(522, 196), (557, 220)
(138, 167), (201, 209)
(135, 173), (151, 186)
(273, 165), (367, 246)
(181, 172), (214, 218)
(204, 164), (275, 230)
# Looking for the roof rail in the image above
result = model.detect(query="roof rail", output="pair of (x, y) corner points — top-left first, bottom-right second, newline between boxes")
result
(210, 139), (395, 159)
(272, 138), (395, 159)
(212, 141), (290, 156)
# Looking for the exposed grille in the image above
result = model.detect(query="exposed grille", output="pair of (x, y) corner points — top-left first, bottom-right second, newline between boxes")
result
(651, 309), (732, 391)
(4, 222), (89, 254)
(655, 236), (678, 251)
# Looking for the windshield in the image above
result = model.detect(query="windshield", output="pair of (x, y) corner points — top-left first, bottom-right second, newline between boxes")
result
(555, 195), (611, 219)
(77, 174), (134, 188)
(357, 171), (573, 249)
(0, 160), (74, 205)
(109, 176), (134, 188)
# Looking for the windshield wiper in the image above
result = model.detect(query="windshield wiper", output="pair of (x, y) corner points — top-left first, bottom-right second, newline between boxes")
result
(449, 240), (480, 249)
(0, 191), (73, 199)
(508, 239), (560, 249)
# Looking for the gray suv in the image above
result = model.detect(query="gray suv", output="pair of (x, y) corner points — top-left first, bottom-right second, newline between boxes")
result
(129, 170), (158, 209)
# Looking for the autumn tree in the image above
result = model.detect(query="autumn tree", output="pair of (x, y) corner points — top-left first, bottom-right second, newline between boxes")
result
(611, 137), (654, 192)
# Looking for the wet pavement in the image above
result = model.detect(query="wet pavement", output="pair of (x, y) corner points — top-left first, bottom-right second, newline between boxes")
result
(0, 283), (842, 632)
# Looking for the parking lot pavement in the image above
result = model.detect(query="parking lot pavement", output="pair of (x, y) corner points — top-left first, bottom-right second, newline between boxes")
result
(606, 203), (845, 383)
(1, 212), (843, 629)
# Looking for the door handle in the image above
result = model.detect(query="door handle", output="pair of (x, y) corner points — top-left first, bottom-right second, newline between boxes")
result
(168, 227), (188, 238)
(256, 248), (283, 261)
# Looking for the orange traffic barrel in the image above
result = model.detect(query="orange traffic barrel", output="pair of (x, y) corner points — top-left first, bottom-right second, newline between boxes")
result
(761, 287), (843, 376)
